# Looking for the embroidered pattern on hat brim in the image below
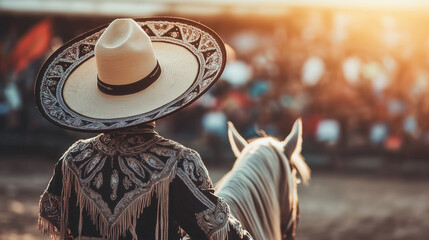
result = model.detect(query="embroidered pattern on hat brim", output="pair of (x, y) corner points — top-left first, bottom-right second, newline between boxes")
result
(35, 17), (226, 132)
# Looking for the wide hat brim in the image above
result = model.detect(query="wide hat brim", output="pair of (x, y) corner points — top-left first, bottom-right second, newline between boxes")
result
(35, 17), (226, 132)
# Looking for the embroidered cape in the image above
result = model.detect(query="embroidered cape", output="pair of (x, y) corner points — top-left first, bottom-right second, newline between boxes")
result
(38, 123), (253, 240)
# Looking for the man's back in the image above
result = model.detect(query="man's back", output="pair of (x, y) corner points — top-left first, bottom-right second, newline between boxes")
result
(39, 124), (252, 240)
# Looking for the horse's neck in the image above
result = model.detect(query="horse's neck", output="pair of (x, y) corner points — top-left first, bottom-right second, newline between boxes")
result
(259, 141), (297, 236)
(237, 142), (292, 214)
(237, 142), (284, 184)
(216, 140), (295, 240)
(272, 144), (298, 238)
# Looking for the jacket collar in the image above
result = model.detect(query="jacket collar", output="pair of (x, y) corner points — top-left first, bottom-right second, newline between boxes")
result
(108, 122), (156, 136)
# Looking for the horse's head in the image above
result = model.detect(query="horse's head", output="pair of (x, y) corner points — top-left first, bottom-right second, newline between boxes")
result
(227, 119), (310, 184)
(226, 119), (310, 240)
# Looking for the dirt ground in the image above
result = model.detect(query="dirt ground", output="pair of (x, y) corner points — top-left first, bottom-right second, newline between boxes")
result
(0, 156), (428, 240)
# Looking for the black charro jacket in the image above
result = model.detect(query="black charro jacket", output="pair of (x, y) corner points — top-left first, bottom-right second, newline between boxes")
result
(39, 123), (253, 240)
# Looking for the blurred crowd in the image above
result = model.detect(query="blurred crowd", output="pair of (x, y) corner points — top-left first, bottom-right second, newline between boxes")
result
(2, 10), (429, 162)
(179, 10), (429, 161)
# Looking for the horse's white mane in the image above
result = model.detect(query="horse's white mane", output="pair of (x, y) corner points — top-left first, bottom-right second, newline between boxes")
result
(217, 119), (310, 240)
(219, 136), (310, 239)
(245, 137), (310, 184)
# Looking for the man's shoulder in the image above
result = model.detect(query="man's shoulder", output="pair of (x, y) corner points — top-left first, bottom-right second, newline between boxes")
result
(61, 136), (98, 163)
(155, 137), (200, 159)
(155, 137), (184, 150)
(60, 134), (203, 165)
(156, 137), (207, 170)
(159, 138), (213, 190)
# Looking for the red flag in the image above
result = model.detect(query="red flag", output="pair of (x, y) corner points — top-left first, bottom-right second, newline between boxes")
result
(9, 18), (52, 74)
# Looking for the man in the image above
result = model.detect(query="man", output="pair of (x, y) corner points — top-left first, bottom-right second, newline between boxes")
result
(36, 17), (253, 240)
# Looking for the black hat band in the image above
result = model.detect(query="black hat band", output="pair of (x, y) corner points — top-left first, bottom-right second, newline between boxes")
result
(97, 61), (161, 96)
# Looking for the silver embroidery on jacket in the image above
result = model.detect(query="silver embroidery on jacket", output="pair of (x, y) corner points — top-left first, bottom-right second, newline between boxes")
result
(123, 176), (132, 190)
(39, 192), (61, 228)
(110, 170), (119, 201)
(40, 126), (241, 240)
(175, 147), (216, 210)
(229, 215), (245, 238)
(195, 198), (229, 238)
(179, 148), (213, 190)
(61, 130), (180, 239)
(94, 172), (103, 189)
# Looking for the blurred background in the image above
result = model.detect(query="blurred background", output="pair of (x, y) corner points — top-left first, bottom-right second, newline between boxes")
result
(1, 0), (429, 239)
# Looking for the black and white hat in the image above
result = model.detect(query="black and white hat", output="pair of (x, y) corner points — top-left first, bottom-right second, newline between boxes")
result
(35, 17), (226, 132)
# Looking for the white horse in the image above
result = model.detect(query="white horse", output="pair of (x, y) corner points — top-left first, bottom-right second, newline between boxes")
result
(215, 119), (310, 240)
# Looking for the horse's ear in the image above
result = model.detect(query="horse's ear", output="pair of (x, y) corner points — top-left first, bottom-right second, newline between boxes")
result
(228, 121), (248, 158)
(282, 118), (303, 160)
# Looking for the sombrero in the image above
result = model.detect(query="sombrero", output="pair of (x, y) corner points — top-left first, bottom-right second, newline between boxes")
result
(35, 17), (226, 132)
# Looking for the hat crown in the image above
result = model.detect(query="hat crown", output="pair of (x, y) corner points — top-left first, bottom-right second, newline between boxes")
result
(95, 19), (157, 86)
(36, 16), (227, 132)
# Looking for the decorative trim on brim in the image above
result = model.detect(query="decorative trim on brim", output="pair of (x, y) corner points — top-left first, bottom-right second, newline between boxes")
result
(35, 17), (226, 132)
